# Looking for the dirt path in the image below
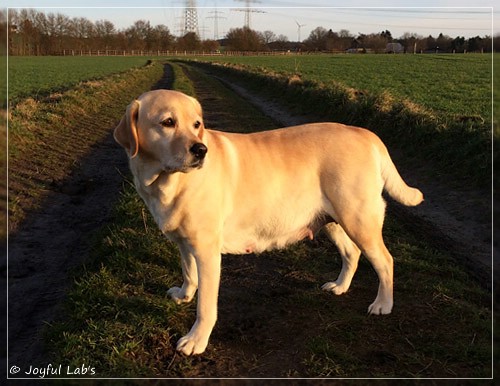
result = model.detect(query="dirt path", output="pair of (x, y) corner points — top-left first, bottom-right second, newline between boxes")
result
(6, 62), (493, 378)
(176, 63), (493, 377)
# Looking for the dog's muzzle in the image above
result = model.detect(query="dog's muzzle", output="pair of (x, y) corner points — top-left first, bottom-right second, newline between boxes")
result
(190, 143), (208, 161)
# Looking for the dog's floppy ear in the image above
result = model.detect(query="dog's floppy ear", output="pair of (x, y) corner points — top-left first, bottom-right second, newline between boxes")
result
(188, 95), (203, 120)
(188, 95), (206, 140)
(114, 100), (140, 158)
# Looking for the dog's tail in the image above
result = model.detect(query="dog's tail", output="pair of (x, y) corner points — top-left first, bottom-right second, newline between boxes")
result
(381, 152), (424, 207)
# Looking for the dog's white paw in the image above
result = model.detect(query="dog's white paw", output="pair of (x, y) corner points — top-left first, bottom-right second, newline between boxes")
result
(167, 286), (194, 305)
(322, 281), (348, 295)
(367, 298), (393, 315)
(176, 332), (209, 356)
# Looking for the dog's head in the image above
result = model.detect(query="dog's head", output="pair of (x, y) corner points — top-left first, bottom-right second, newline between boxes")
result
(114, 90), (207, 175)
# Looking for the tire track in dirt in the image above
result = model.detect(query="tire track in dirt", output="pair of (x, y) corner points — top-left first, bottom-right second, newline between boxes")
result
(178, 64), (393, 377)
(178, 64), (312, 376)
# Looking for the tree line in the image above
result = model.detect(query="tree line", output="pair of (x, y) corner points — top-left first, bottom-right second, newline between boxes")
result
(300, 27), (494, 54)
(4, 9), (497, 55)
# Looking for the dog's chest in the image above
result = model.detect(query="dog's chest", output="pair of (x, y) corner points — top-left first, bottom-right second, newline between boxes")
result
(135, 178), (181, 234)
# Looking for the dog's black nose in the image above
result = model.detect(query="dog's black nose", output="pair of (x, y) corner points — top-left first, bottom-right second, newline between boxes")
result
(190, 143), (208, 160)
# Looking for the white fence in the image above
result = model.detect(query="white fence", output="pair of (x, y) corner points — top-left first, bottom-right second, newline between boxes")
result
(58, 49), (304, 57)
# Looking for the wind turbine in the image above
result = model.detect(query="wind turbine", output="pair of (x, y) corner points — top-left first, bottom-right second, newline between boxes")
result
(295, 20), (306, 42)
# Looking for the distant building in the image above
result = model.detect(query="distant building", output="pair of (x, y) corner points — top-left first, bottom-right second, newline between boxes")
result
(346, 48), (366, 54)
(386, 42), (404, 53)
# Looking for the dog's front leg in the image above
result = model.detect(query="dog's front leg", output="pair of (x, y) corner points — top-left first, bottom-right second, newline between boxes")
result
(176, 245), (221, 355)
(167, 245), (198, 304)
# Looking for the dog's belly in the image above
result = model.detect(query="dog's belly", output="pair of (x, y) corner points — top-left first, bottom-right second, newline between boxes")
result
(221, 228), (309, 254)
(221, 212), (328, 255)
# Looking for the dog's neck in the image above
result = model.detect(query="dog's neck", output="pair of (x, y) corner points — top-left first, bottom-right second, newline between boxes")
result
(130, 156), (163, 187)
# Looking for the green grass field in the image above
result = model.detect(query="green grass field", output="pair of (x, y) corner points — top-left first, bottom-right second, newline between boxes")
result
(8, 56), (152, 103)
(202, 53), (492, 123)
(494, 54), (500, 135)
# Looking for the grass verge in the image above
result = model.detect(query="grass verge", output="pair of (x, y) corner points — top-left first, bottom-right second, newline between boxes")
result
(187, 60), (491, 191)
(8, 60), (164, 231)
(44, 62), (492, 378)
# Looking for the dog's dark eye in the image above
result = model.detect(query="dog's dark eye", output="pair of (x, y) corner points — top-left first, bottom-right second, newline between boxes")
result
(194, 121), (201, 129)
(161, 118), (175, 127)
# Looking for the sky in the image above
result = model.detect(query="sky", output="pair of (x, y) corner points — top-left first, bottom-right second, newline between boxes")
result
(4, 1), (498, 42)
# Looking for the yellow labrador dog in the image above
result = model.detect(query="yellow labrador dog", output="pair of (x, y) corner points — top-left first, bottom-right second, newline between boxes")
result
(114, 89), (423, 355)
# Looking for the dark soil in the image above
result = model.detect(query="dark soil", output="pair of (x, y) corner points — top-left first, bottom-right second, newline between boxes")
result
(7, 133), (129, 368)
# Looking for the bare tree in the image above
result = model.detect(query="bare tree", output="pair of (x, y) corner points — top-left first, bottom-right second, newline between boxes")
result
(149, 24), (174, 51)
(494, 33), (500, 52)
(95, 20), (116, 50)
(125, 20), (151, 50)
(176, 32), (201, 51)
(304, 26), (328, 51)
(201, 39), (220, 52)
(436, 33), (452, 52)
(70, 17), (96, 50)
(359, 33), (387, 53)
(399, 32), (421, 53)
(336, 29), (353, 51)
(266, 34), (289, 51)
(262, 30), (277, 44)
(226, 27), (263, 51)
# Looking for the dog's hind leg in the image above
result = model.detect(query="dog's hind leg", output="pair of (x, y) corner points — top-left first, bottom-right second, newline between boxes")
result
(321, 222), (361, 295)
(363, 239), (394, 315)
(338, 199), (394, 315)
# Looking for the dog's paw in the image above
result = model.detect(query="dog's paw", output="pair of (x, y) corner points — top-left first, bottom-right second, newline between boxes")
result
(176, 332), (208, 356)
(321, 281), (349, 295)
(367, 298), (393, 315)
(167, 286), (194, 305)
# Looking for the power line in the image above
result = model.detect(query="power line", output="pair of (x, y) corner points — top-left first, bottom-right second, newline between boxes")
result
(206, 9), (226, 40)
(232, 0), (266, 29)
